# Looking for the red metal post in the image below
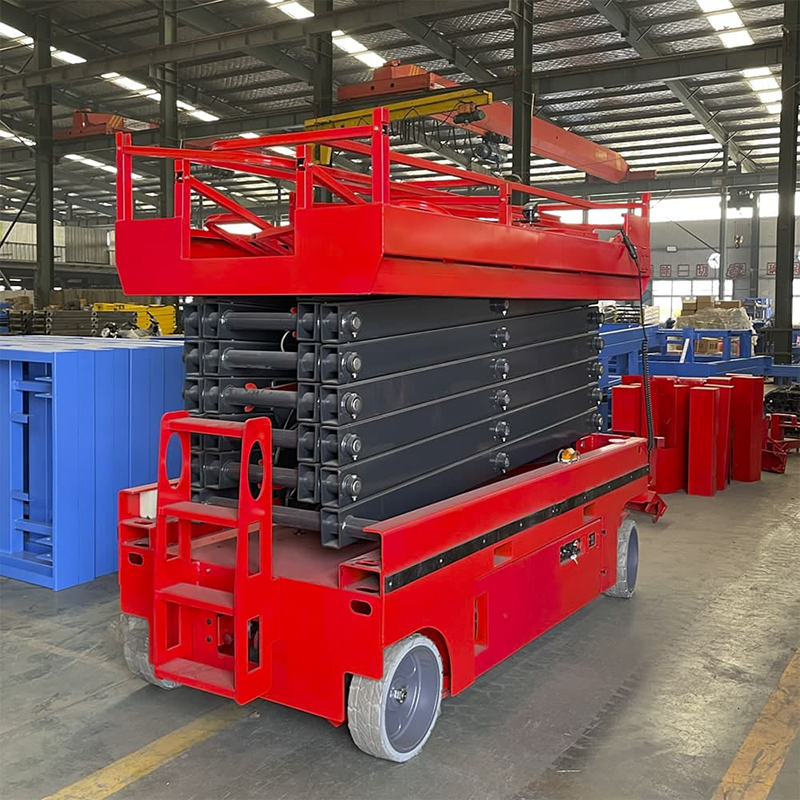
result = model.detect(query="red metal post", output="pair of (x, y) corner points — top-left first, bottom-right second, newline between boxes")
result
(729, 375), (764, 482)
(371, 107), (390, 204)
(687, 386), (719, 497)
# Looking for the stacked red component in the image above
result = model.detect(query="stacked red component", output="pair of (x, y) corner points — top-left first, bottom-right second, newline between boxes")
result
(762, 414), (800, 473)
(611, 374), (764, 497)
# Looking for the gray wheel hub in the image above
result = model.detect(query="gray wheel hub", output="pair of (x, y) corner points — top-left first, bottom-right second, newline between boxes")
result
(384, 645), (440, 754)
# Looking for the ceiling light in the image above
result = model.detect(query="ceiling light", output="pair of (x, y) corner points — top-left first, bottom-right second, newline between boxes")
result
(696, 0), (732, 11)
(190, 109), (219, 122)
(277, 2), (314, 19)
(52, 50), (86, 64)
(355, 51), (386, 69)
(332, 34), (367, 54)
(706, 11), (743, 31)
(0, 22), (25, 39)
(100, 165), (117, 173)
(101, 72), (120, 79)
(719, 29), (754, 48)
(112, 76), (147, 92)
(0, 130), (14, 139)
(270, 146), (295, 157)
(743, 67), (771, 78)
(81, 158), (104, 168)
(748, 77), (779, 92)
(758, 90), (782, 104)
(176, 100), (196, 111)
(131, 173), (144, 180)
(239, 132), (259, 139)
(766, 103), (782, 115)
(65, 153), (85, 161)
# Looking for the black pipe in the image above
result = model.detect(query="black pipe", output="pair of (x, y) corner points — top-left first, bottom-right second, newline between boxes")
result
(221, 311), (297, 332)
(222, 386), (297, 410)
(220, 349), (298, 371)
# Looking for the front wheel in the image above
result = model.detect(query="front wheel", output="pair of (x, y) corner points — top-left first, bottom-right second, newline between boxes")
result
(604, 516), (639, 599)
(347, 634), (443, 762)
(120, 613), (179, 690)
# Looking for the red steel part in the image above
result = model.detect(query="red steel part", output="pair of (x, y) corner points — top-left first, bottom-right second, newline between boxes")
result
(119, 416), (649, 722)
(762, 413), (800, 474)
(729, 375), (764, 482)
(687, 387), (719, 497)
(338, 64), (633, 183)
(114, 108), (651, 298)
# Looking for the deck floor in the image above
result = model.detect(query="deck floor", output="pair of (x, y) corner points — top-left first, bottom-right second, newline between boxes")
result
(1, 458), (798, 800)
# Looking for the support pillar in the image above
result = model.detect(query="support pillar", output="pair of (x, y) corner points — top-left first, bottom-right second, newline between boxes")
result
(33, 11), (53, 307)
(159, 0), (178, 218)
(511, 0), (533, 207)
(774, 0), (800, 364)
(749, 194), (761, 298)
(313, 0), (333, 202)
(718, 144), (728, 301)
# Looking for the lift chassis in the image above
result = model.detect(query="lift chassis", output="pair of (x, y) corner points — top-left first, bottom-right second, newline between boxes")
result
(119, 416), (647, 761)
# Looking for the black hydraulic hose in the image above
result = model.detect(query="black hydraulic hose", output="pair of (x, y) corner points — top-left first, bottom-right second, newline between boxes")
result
(620, 227), (655, 452)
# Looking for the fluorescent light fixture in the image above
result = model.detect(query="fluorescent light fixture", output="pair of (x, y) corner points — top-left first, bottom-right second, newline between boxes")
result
(81, 158), (105, 168)
(52, 50), (86, 64)
(719, 29), (754, 48)
(355, 51), (386, 69)
(743, 67), (771, 78)
(220, 222), (261, 235)
(706, 11), (743, 30)
(748, 77), (779, 92)
(131, 173), (144, 180)
(278, 2), (314, 19)
(190, 109), (219, 122)
(112, 76), (147, 92)
(65, 153), (85, 161)
(19, 36), (33, 46)
(0, 22), (25, 39)
(100, 164), (117, 173)
(101, 72), (120, 79)
(0, 129), (14, 139)
(332, 34), (366, 54)
(767, 103), (782, 115)
(270, 145), (295, 156)
(142, 91), (162, 102)
(696, 0), (732, 10)
(758, 90), (782, 104)
(176, 100), (196, 111)
(239, 132), (259, 139)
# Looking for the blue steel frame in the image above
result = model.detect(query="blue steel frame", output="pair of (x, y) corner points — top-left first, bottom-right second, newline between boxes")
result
(0, 337), (183, 590)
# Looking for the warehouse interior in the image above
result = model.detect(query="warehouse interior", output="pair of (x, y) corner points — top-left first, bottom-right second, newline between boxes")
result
(1, 1), (799, 798)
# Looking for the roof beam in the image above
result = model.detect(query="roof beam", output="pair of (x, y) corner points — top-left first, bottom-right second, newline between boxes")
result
(0, 0), (242, 117)
(179, 3), (313, 85)
(586, 0), (759, 172)
(0, 0), (465, 93)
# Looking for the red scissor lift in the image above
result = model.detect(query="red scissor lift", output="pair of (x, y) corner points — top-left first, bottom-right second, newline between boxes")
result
(116, 109), (653, 761)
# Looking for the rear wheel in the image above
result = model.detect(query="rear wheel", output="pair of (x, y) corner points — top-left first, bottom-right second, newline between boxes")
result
(347, 634), (443, 762)
(604, 516), (639, 599)
(120, 613), (178, 690)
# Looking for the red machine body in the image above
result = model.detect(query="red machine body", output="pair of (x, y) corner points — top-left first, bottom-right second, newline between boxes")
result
(55, 109), (156, 139)
(119, 414), (649, 721)
(114, 108), (650, 298)
(115, 108), (654, 743)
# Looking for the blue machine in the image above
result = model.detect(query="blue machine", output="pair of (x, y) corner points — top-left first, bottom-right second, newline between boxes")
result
(0, 336), (184, 590)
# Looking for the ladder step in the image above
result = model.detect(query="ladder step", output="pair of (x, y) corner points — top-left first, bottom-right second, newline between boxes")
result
(161, 500), (238, 525)
(165, 417), (245, 437)
(157, 658), (235, 698)
(157, 582), (234, 613)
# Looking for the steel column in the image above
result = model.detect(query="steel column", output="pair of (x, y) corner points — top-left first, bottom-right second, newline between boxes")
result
(774, 0), (800, 364)
(159, 0), (178, 218)
(749, 194), (761, 298)
(510, 0), (533, 205)
(33, 11), (54, 307)
(719, 145), (729, 301)
(313, 0), (333, 202)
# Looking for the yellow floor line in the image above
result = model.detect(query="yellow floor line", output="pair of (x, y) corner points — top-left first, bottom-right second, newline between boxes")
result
(711, 648), (800, 800)
(41, 704), (248, 800)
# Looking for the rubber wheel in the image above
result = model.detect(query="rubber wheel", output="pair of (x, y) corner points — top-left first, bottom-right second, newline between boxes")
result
(120, 613), (178, 690)
(347, 634), (443, 762)
(604, 515), (639, 599)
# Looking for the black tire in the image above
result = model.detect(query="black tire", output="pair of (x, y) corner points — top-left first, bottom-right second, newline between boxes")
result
(604, 516), (639, 599)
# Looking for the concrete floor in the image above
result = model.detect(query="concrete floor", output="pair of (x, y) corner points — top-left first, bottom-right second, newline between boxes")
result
(1, 459), (798, 800)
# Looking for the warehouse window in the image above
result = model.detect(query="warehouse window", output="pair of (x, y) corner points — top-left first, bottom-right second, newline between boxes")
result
(651, 279), (733, 321)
